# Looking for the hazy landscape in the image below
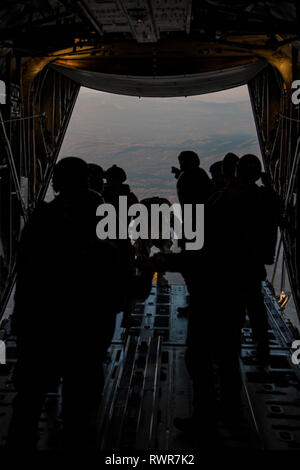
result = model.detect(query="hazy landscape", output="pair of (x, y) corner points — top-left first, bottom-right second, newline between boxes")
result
(59, 86), (260, 202)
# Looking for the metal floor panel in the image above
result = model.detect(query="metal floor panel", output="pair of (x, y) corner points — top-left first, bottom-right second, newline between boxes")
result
(0, 279), (300, 451)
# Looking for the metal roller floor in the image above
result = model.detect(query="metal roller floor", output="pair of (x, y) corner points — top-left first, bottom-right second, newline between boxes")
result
(0, 278), (300, 451)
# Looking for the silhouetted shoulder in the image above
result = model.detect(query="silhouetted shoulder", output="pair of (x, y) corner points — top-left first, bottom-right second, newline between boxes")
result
(86, 188), (105, 205)
(18, 201), (50, 251)
(196, 166), (211, 180)
(177, 166), (212, 204)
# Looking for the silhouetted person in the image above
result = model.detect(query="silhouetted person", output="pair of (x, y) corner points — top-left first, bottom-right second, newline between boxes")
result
(174, 155), (240, 422)
(103, 164), (139, 328)
(172, 151), (212, 317)
(201, 154), (281, 417)
(88, 162), (105, 195)
(152, 168), (241, 434)
(223, 152), (239, 187)
(209, 155), (280, 373)
(209, 161), (224, 192)
(103, 164), (138, 209)
(207, 153), (239, 213)
(234, 155), (281, 364)
(175, 151), (212, 209)
(7, 157), (132, 451)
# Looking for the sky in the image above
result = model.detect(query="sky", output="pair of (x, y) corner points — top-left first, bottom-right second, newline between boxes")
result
(58, 84), (261, 203)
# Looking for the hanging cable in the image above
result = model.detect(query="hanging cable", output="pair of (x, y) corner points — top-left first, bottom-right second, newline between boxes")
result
(285, 136), (300, 209)
(279, 113), (300, 123)
(0, 110), (27, 220)
(2, 112), (45, 123)
(271, 235), (282, 286)
(281, 256), (286, 293)
(271, 237), (291, 310)
(278, 256), (290, 309)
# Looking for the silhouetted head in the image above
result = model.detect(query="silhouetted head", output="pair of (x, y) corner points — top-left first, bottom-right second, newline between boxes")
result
(52, 157), (88, 193)
(223, 153), (239, 181)
(178, 151), (200, 171)
(105, 164), (127, 185)
(88, 163), (104, 193)
(210, 161), (223, 180)
(237, 154), (262, 184)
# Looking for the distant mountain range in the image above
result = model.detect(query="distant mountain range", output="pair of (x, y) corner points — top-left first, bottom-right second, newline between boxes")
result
(60, 131), (260, 202)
